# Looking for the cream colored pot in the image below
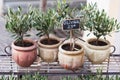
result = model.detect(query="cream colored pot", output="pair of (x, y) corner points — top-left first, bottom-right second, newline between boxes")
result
(84, 38), (115, 64)
(58, 40), (84, 70)
(38, 34), (62, 62)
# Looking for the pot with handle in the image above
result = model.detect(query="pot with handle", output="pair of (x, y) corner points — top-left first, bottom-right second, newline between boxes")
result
(84, 38), (116, 64)
(4, 39), (37, 67)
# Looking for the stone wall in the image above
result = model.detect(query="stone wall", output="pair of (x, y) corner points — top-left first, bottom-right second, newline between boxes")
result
(44, 0), (86, 9)
(3, 0), (86, 14)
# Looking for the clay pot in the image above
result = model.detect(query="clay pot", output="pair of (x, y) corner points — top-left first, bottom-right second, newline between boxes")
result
(58, 40), (84, 70)
(84, 38), (115, 64)
(38, 34), (62, 62)
(11, 39), (37, 67)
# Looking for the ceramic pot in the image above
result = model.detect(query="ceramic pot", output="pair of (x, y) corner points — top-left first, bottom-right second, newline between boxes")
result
(11, 39), (37, 67)
(38, 34), (62, 62)
(58, 40), (84, 70)
(84, 38), (115, 64)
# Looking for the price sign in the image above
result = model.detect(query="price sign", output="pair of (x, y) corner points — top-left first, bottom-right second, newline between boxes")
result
(63, 19), (80, 30)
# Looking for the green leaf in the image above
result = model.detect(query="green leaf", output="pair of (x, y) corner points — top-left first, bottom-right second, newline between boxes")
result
(25, 34), (31, 37)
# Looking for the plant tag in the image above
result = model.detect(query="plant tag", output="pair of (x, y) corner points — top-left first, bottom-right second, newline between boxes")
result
(63, 19), (80, 30)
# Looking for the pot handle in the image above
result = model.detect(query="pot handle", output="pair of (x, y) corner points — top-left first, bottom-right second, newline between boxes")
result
(110, 45), (116, 54)
(4, 45), (12, 56)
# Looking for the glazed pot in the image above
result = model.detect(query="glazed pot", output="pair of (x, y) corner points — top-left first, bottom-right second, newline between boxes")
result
(84, 38), (115, 64)
(5, 39), (37, 67)
(58, 40), (84, 70)
(38, 34), (62, 62)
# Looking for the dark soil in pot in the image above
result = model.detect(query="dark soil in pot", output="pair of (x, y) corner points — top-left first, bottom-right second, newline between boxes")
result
(62, 43), (81, 51)
(40, 38), (59, 45)
(89, 40), (107, 46)
(14, 41), (33, 47)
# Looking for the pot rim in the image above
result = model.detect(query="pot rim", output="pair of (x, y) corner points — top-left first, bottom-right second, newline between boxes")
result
(12, 39), (37, 51)
(38, 36), (62, 49)
(86, 38), (110, 50)
(59, 42), (84, 55)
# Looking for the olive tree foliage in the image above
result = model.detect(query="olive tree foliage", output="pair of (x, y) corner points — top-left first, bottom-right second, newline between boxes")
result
(5, 6), (34, 42)
(82, 3), (120, 43)
(32, 7), (57, 43)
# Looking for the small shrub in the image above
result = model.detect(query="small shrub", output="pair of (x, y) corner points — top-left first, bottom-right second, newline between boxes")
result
(5, 6), (34, 43)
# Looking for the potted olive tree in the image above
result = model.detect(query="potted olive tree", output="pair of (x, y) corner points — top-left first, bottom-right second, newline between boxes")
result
(33, 8), (62, 62)
(56, 1), (85, 70)
(58, 31), (84, 70)
(5, 6), (37, 67)
(83, 3), (120, 64)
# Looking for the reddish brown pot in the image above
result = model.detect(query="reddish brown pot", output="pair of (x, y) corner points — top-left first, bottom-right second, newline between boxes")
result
(12, 39), (37, 67)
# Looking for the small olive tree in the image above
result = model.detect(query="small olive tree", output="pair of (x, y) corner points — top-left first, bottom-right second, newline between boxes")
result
(55, 0), (85, 50)
(5, 6), (34, 46)
(83, 3), (120, 44)
(33, 8), (57, 43)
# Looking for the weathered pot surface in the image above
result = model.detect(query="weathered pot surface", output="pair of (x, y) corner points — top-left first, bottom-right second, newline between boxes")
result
(12, 39), (37, 67)
(58, 40), (84, 70)
(84, 38), (115, 64)
(38, 34), (62, 62)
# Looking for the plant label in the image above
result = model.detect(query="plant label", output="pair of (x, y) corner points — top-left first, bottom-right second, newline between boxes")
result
(63, 19), (80, 30)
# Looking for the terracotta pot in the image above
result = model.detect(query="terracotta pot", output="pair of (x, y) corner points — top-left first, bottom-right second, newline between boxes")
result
(84, 38), (115, 64)
(38, 34), (62, 62)
(58, 40), (84, 70)
(11, 39), (37, 67)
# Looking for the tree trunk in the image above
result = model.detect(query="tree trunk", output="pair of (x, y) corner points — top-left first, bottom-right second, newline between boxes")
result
(41, 0), (47, 12)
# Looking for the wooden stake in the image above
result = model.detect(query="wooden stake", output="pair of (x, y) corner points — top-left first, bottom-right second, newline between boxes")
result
(70, 30), (75, 51)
